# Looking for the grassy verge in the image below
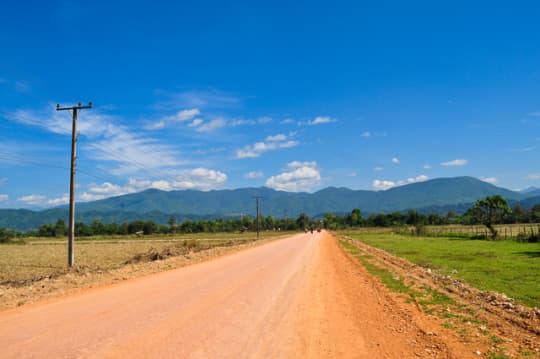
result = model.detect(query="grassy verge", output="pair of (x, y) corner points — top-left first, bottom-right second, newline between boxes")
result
(348, 233), (540, 308)
(339, 239), (531, 359)
(339, 239), (456, 312)
(0, 231), (293, 285)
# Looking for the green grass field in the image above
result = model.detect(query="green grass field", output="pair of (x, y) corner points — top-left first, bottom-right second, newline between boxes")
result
(0, 231), (291, 284)
(348, 233), (540, 308)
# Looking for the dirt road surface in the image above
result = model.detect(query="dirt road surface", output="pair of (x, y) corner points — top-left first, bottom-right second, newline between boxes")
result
(0, 232), (471, 358)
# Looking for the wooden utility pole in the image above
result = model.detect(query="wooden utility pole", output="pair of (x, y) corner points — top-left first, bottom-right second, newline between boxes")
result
(254, 196), (262, 240)
(56, 102), (92, 267)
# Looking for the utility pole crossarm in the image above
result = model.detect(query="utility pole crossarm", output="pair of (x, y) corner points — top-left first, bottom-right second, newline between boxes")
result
(56, 102), (92, 267)
(56, 102), (93, 111)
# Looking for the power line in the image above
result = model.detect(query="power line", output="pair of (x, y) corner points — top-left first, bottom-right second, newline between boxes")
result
(0, 151), (111, 183)
(0, 141), (179, 186)
(83, 140), (181, 184)
(8, 113), (181, 185)
(6, 115), (173, 183)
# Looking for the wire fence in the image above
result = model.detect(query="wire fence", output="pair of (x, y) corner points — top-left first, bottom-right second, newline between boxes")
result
(421, 223), (540, 239)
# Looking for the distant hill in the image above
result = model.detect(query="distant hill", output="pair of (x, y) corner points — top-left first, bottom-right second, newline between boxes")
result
(1, 176), (539, 231)
(519, 186), (540, 194)
(520, 195), (540, 209)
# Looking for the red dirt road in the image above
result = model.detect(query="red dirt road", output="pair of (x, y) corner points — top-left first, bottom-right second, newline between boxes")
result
(0, 232), (468, 358)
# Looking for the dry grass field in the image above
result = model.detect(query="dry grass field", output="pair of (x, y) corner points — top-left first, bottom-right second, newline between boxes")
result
(0, 231), (292, 285)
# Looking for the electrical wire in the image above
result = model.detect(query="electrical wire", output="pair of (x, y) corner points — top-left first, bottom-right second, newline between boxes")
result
(0, 151), (111, 183)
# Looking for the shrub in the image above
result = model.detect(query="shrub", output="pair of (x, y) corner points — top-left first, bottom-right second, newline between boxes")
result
(516, 233), (539, 243)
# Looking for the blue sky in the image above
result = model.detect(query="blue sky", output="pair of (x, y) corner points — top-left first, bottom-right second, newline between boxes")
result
(1, 0), (540, 208)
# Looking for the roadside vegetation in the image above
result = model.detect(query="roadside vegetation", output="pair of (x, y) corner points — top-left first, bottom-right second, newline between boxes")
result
(339, 238), (539, 358)
(1, 195), (539, 243)
(347, 233), (540, 308)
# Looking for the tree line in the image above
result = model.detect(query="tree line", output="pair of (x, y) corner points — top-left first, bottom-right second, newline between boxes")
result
(1, 195), (539, 240)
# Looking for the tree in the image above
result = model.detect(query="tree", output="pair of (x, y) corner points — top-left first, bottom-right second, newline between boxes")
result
(38, 223), (55, 237)
(264, 215), (275, 230)
(406, 210), (422, 226)
(296, 213), (310, 230)
(90, 219), (105, 235)
(511, 203), (528, 223)
(427, 213), (443, 225)
(168, 216), (177, 234)
(467, 195), (511, 239)
(531, 204), (540, 223)
(323, 212), (336, 230)
(55, 219), (66, 237)
(349, 208), (362, 226)
(0, 228), (17, 243)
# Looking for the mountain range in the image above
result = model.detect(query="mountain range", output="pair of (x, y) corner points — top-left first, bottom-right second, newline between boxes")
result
(1, 176), (540, 231)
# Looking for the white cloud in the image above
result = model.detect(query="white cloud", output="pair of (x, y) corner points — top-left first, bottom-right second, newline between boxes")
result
(17, 194), (47, 205)
(193, 147), (225, 155)
(0, 194), (8, 202)
(361, 131), (387, 138)
(265, 134), (287, 142)
(187, 118), (203, 128)
(235, 133), (298, 159)
(372, 175), (429, 191)
(16, 194), (70, 206)
(391, 157), (400, 164)
(280, 118), (294, 124)
(527, 111), (540, 117)
(79, 192), (107, 201)
(194, 118), (226, 132)
(257, 117), (272, 124)
(307, 116), (335, 125)
(146, 107), (271, 132)
(144, 108), (200, 130)
(47, 194), (70, 206)
(80, 168), (228, 201)
(229, 117), (272, 126)
(245, 171), (264, 179)
(509, 147), (535, 153)
(524, 174), (540, 180)
(347, 172), (357, 177)
(155, 89), (240, 110)
(266, 161), (321, 192)
(287, 161), (317, 169)
(408, 175), (429, 183)
(0, 178), (6, 186)
(480, 177), (497, 184)
(374, 167), (384, 171)
(441, 159), (468, 167)
(173, 168), (227, 189)
(372, 180), (396, 191)
(6, 106), (184, 175)
(423, 165), (432, 169)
